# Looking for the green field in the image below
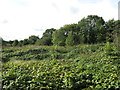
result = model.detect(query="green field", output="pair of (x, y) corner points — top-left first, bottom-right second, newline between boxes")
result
(1, 43), (120, 90)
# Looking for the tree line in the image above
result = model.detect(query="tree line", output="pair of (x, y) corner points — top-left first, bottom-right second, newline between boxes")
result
(1, 15), (120, 49)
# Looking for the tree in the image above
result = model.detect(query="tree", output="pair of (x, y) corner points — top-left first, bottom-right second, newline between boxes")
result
(0, 37), (3, 46)
(36, 37), (52, 46)
(42, 28), (56, 37)
(59, 24), (77, 36)
(39, 28), (56, 45)
(18, 40), (23, 47)
(28, 35), (39, 45)
(77, 18), (86, 44)
(23, 39), (29, 45)
(8, 40), (14, 46)
(114, 31), (120, 50)
(113, 20), (120, 50)
(96, 25), (106, 43)
(52, 30), (66, 46)
(65, 32), (75, 46)
(12, 40), (19, 46)
(0, 37), (7, 46)
(105, 19), (116, 42)
(59, 24), (78, 45)
(77, 15), (105, 44)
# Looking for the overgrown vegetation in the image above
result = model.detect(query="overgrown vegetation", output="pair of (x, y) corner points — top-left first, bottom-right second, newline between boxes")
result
(1, 15), (120, 89)
(1, 43), (120, 89)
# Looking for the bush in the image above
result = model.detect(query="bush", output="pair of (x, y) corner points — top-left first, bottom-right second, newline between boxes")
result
(104, 42), (113, 55)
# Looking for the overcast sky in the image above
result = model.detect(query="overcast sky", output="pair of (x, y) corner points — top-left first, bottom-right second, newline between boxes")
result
(0, 0), (119, 41)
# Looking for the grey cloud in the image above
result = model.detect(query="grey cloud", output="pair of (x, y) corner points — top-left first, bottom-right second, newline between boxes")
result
(16, 1), (28, 6)
(77, 0), (101, 3)
(0, 20), (8, 24)
(70, 7), (80, 14)
(34, 28), (44, 32)
(11, 0), (28, 6)
(51, 3), (60, 11)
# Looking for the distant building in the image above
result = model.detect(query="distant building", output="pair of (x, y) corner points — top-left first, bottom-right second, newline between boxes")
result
(118, 1), (120, 20)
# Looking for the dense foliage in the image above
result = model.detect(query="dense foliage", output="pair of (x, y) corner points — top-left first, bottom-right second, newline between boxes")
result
(1, 43), (120, 89)
(1, 15), (120, 89)
(2, 15), (120, 47)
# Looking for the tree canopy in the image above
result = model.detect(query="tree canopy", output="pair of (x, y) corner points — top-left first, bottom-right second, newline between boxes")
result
(2, 15), (120, 48)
